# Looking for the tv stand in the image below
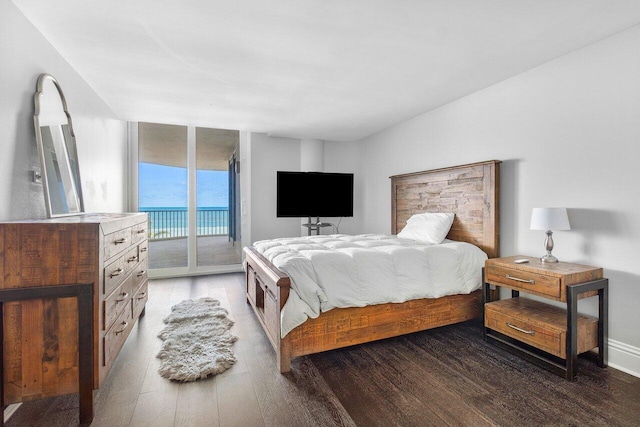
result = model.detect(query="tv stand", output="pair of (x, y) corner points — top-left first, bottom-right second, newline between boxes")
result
(302, 217), (332, 236)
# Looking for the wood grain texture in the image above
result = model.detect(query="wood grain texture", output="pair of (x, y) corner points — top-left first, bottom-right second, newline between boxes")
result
(485, 298), (598, 358)
(0, 213), (148, 405)
(0, 221), (95, 402)
(485, 255), (603, 302)
(287, 291), (482, 358)
(245, 160), (501, 372)
(0, 283), (95, 424)
(311, 320), (640, 427)
(390, 160), (501, 259)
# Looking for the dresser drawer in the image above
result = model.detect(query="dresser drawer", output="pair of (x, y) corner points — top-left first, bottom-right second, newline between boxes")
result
(485, 298), (598, 359)
(138, 240), (149, 259)
(104, 256), (127, 296)
(485, 264), (561, 299)
(104, 304), (133, 368)
(131, 222), (148, 244)
(104, 228), (131, 260)
(132, 280), (148, 320)
(103, 273), (133, 331)
(132, 263), (147, 291)
(123, 246), (140, 274)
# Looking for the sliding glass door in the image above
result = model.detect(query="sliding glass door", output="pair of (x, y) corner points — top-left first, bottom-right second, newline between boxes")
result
(135, 122), (241, 277)
(138, 123), (188, 269)
(195, 127), (242, 268)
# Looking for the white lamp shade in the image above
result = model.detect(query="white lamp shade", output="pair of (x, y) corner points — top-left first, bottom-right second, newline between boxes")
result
(530, 207), (571, 231)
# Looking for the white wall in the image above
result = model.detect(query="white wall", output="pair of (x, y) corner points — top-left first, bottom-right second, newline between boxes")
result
(247, 134), (364, 242)
(356, 25), (640, 375)
(300, 138), (324, 171)
(249, 133), (301, 243)
(0, 1), (127, 221)
(323, 140), (363, 235)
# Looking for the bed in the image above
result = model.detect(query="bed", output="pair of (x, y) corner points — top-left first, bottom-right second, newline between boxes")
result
(243, 160), (501, 372)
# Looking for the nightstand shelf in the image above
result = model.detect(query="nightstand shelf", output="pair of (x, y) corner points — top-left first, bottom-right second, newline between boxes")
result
(483, 255), (608, 380)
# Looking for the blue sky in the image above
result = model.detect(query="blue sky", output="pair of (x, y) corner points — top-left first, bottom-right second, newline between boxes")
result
(139, 162), (228, 208)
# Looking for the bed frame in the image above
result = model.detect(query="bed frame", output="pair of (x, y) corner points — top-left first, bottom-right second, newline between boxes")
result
(244, 160), (501, 372)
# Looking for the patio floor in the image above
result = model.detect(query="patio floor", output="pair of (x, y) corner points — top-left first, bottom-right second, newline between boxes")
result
(148, 235), (242, 269)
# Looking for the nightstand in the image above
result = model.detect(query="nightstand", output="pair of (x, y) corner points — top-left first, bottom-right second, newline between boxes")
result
(483, 255), (608, 380)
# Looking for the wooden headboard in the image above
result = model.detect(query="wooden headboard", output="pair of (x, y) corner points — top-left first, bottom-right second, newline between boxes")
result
(390, 160), (501, 258)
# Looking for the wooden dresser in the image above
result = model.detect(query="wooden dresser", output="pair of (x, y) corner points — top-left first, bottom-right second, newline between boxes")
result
(0, 213), (148, 404)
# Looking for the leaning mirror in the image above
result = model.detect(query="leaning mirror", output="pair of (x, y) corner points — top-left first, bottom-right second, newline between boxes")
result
(34, 73), (84, 217)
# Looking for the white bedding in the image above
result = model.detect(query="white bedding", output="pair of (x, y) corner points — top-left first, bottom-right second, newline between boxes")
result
(252, 234), (488, 338)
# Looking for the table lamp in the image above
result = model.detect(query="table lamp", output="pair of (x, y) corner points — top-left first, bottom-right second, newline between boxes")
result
(530, 207), (571, 263)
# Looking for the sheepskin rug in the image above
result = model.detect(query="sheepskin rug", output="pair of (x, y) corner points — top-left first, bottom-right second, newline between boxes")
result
(156, 297), (237, 381)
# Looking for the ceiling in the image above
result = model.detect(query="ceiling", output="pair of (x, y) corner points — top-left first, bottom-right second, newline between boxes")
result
(138, 122), (238, 170)
(13, 0), (640, 142)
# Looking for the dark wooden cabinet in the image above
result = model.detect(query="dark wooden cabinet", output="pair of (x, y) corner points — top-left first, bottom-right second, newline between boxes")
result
(0, 213), (148, 404)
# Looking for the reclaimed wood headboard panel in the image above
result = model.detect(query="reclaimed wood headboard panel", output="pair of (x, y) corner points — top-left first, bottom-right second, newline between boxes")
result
(390, 160), (501, 259)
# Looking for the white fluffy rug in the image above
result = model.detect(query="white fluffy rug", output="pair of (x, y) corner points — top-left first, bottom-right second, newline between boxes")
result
(156, 297), (238, 381)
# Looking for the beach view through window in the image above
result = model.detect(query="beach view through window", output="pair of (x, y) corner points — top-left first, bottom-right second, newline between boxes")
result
(138, 122), (241, 271)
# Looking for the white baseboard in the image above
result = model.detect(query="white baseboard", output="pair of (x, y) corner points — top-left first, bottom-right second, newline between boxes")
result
(4, 403), (22, 423)
(608, 339), (640, 379)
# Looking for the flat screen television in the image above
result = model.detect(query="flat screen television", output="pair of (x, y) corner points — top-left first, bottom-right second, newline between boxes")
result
(277, 171), (354, 218)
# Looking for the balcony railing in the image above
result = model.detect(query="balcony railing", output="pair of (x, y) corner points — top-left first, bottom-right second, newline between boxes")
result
(140, 207), (229, 241)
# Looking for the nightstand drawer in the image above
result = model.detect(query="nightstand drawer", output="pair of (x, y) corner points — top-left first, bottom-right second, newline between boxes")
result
(483, 255), (607, 380)
(485, 298), (598, 359)
(485, 264), (561, 299)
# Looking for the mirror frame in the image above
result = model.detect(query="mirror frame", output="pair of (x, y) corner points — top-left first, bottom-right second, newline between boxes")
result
(34, 73), (85, 217)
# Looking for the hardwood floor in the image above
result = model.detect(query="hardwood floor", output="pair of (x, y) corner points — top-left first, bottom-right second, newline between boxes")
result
(6, 273), (640, 426)
(6, 273), (352, 427)
(312, 322), (640, 427)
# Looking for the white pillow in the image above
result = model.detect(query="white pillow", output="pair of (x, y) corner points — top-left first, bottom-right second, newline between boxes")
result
(397, 212), (455, 244)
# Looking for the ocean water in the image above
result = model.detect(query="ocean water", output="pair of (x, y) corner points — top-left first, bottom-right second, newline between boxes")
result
(140, 207), (229, 238)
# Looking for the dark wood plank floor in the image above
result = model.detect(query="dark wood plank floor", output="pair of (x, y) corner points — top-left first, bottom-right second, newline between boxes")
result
(6, 273), (640, 426)
(311, 321), (640, 427)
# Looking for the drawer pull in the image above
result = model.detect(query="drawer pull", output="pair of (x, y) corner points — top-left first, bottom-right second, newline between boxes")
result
(506, 322), (535, 335)
(115, 321), (128, 335)
(127, 256), (138, 263)
(137, 292), (147, 300)
(506, 274), (534, 284)
(109, 268), (124, 278)
(137, 229), (146, 234)
(137, 270), (146, 277)
(113, 238), (127, 245)
(140, 247), (148, 253)
(116, 292), (129, 302)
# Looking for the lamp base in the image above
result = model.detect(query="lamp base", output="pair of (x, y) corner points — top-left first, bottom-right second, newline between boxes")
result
(541, 230), (559, 263)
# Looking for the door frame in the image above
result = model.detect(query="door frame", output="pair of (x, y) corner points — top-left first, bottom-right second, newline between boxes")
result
(128, 122), (243, 278)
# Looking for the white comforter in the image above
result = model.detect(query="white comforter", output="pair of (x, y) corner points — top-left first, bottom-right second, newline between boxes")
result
(252, 234), (488, 337)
